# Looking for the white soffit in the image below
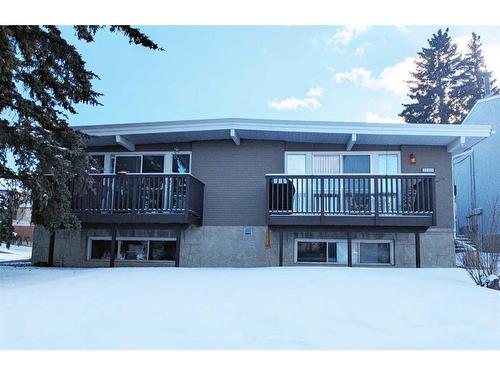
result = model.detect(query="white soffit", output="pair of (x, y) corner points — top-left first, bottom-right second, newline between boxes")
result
(73, 118), (492, 152)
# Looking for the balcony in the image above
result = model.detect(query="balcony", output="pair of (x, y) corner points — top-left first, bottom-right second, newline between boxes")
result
(266, 174), (436, 227)
(70, 174), (204, 226)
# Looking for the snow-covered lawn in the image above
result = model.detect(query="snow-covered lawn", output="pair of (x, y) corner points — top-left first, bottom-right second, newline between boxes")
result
(0, 266), (499, 349)
(0, 243), (31, 262)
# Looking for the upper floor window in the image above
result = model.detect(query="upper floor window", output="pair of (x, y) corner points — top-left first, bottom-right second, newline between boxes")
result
(285, 151), (400, 174)
(172, 153), (190, 173)
(89, 152), (191, 174)
(342, 155), (370, 173)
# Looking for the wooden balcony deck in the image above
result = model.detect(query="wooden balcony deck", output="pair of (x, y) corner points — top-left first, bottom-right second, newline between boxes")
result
(70, 174), (204, 226)
(266, 174), (436, 228)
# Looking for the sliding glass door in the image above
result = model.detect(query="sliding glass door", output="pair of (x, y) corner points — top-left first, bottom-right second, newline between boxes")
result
(378, 153), (400, 214)
(314, 155), (340, 213)
(342, 155), (371, 213)
(284, 151), (401, 216)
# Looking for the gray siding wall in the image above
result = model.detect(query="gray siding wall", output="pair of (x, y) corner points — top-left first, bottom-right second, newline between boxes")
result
(83, 140), (454, 229)
(401, 145), (453, 229)
(191, 140), (284, 226)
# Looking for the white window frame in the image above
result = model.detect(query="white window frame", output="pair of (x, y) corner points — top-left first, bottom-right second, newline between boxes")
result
(293, 238), (395, 266)
(352, 239), (394, 266)
(88, 151), (192, 174)
(294, 238), (348, 264)
(284, 151), (401, 174)
(87, 236), (177, 262)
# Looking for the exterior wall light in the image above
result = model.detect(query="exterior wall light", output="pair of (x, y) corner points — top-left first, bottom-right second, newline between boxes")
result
(409, 153), (417, 164)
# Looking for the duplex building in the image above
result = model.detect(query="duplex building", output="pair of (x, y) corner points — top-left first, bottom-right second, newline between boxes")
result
(32, 118), (491, 268)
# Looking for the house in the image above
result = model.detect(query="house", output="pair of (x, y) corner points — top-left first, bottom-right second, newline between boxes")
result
(31, 118), (491, 268)
(453, 94), (500, 248)
(0, 185), (34, 245)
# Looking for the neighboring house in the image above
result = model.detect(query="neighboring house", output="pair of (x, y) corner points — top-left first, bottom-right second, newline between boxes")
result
(31, 118), (491, 268)
(0, 187), (34, 245)
(453, 94), (500, 247)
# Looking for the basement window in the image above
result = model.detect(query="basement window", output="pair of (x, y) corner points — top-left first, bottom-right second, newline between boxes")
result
(87, 237), (176, 262)
(89, 239), (112, 260)
(295, 240), (348, 264)
(352, 240), (394, 265)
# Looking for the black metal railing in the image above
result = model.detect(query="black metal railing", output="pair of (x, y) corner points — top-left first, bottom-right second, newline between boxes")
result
(70, 174), (204, 219)
(266, 174), (435, 221)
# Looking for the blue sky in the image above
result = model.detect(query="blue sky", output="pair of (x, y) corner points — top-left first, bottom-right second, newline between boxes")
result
(65, 26), (500, 126)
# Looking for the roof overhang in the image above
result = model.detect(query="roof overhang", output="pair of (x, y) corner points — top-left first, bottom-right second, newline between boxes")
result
(73, 118), (493, 154)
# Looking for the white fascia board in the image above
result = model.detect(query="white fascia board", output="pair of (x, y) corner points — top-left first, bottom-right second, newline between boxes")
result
(74, 118), (492, 139)
(115, 135), (135, 151)
(346, 133), (357, 151)
(447, 136), (466, 153)
(230, 129), (240, 145)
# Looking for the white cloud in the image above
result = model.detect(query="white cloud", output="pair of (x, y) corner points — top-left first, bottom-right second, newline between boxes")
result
(334, 57), (416, 98)
(365, 111), (402, 123)
(309, 36), (319, 46)
(454, 35), (470, 53)
(327, 25), (368, 46)
(395, 25), (411, 34)
(306, 86), (325, 97)
(334, 67), (372, 85)
(354, 42), (371, 58)
(355, 47), (365, 58)
(484, 45), (500, 82)
(268, 97), (321, 111)
(268, 87), (325, 111)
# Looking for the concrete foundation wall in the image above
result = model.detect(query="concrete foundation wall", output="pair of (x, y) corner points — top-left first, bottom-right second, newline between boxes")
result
(32, 226), (178, 267)
(32, 225), (454, 268)
(281, 227), (454, 268)
(180, 226), (279, 267)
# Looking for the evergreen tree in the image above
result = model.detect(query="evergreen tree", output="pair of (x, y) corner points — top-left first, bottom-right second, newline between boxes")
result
(400, 28), (466, 124)
(0, 26), (162, 243)
(455, 32), (498, 122)
(0, 191), (17, 249)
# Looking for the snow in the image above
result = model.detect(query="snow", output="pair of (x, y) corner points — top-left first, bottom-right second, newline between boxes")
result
(0, 244), (31, 262)
(0, 266), (499, 349)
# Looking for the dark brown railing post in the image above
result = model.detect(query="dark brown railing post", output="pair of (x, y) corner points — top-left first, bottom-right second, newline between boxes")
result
(265, 176), (270, 223)
(415, 232), (421, 268)
(175, 228), (181, 267)
(431, 176), (437, 226)
(109, 227), (117, 268)
(374, 176), (379, 224)
(320, 176), (325, 221)
(347, 233), (352, 267)
(278, 230), (283, 266)
(184, 175), (191, 221)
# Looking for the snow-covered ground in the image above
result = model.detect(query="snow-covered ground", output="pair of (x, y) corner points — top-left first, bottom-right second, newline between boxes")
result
(0, 243), (31, 262)
(0, 266), (499, 349)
